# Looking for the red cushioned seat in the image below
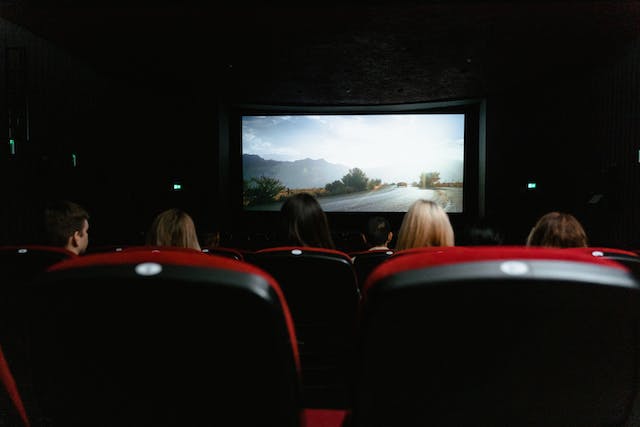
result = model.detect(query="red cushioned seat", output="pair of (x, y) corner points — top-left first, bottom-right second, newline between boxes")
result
(122, 244), (246, 261)
(0, 245), (76, 416)
(355, 245), (640, 427)
(201, 246), (245, 261)
(302, 408), (349, 427)
(249, 246), (359, 409)
(565, 246), (640, 278)
(84, 245), (128, 254)
(26, 249), (302, 427)
(0, 343), (30, 427)
(0, 245), (75, 279)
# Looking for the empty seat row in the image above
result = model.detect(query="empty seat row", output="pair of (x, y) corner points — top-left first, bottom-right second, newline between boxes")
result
(0, 245), (639, 426)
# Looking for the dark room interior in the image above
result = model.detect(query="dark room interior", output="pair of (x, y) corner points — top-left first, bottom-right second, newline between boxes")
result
(3, 2), (640, 426)
(1, 1), (639, 249)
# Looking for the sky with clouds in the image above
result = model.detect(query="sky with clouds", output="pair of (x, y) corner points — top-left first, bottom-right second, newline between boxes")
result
(242, 114), (465, 183)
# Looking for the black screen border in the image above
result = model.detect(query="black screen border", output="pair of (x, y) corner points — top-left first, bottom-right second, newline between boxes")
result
(219, 99), (486, 236)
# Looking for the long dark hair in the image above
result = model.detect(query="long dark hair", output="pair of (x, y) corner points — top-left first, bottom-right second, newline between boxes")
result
(280, 193), (335, 249)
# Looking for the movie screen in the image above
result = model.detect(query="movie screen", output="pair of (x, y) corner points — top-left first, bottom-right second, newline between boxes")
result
(242, 114), (464, 212)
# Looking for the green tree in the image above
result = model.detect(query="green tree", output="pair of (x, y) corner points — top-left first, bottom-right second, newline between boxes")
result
(419, 172), (440, 189)
(341, 168), (369, 192)
(325, 180), (346, 194)
(245, 176), (286, 205)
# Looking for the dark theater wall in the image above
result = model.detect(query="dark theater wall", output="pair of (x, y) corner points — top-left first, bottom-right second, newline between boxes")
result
(0, 17), (219, 246)
(1, 4), (639, 250)
(485, 37), (640, 248)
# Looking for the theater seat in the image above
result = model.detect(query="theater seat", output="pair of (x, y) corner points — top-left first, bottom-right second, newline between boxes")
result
(355, 246), (640, 427)
(349, 249), (394, 290)
(567, 246), (640, 278)
(202, 246), (245, 261)
(26, 249), (302, 427)
(84, 245), (128, 254)
(249, 246), (360, 409)
(0, 245), (75, 278)
(0, 343), (30, 427)
(0, 245), (75, 414)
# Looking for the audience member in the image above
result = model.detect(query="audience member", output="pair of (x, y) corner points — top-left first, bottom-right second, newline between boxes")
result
(365, 216), (393, 250)
(526, 211), (588, 248)
(395, 199), (454, 250)
(460, 218), (504, 246)
(280, 192), (335, 249)
(44, 200), (90, 255)
(202, 231), (221, 249)
(146, 208), (201, 250)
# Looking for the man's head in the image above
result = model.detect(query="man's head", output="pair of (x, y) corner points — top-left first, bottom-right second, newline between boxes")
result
(366, 216), (392, 248)
(44, 200), (90, 255)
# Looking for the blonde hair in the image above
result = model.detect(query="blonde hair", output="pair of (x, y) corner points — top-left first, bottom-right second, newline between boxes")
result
(395, 199), (454, 250)
(526, 211), (588, 248)
(146, 208), (201, 250)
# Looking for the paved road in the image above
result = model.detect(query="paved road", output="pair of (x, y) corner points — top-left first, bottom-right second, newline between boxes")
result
(248, 186), (463, 212)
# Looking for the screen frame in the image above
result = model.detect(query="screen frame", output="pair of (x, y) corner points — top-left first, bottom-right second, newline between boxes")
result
(219, 99), (486, 236)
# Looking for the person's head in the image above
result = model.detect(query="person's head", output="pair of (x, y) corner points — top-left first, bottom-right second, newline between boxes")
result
(146, 208), (201, 250)
(366, 216), (392, 248)
(202, 231), (221, 249)
(395, 199), (454, 250)
(280, 192), (334, 249)
(463, 219), (504, 246)
(526, 211), (588, 248)
(44, 200), (90, 255)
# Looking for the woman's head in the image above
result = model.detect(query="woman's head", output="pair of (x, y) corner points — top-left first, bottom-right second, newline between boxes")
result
(280, 193), (334, 249)
(395, 199), (454, 250)
(146, 208), (201, 250)
(526, 211), (588, 248)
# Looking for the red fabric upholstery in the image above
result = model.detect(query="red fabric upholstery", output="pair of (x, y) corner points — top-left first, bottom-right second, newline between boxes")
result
(355, 245), (640, 426)
(0, 245), (76, 274)
(566, 247), (640, 278)
(202, 246), (245, 261)
(302, 409), (349, 427)
(0, 245), (76, 258)
(567, 246), (640, 258)
(0, 345), (29, 426)
(31, 248), (303, 425)
(122, 245), (202, 254)
(348, 249), (394, 258)
(249, 246), (358, 409)
(47, 249), (300, 371)
(85, 245), (128, 254)
(365, 245), (628, 293)
(256, 246), (353, 262)
(0, 244), (77, 421)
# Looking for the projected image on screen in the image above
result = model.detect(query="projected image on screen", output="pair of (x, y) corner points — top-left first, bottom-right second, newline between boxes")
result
(242, 114), (464, 213)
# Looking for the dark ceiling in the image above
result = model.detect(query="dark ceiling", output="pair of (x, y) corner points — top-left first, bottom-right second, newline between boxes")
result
(2, 1), (640, 104)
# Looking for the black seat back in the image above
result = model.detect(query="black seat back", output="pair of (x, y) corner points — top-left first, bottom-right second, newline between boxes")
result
(250, 246), (360, 408)
(26, 249), (301, 427)
(350, 249), (394, 290)
(355, 246), (640, 426)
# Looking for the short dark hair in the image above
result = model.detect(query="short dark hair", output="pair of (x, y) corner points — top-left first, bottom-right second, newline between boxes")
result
(366, 216), (391, 247)
(463, 219), (504, 246)
(44, 200), (89, 247)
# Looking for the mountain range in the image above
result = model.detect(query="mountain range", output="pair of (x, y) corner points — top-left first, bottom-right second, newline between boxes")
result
(243, 154), (350, 189)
